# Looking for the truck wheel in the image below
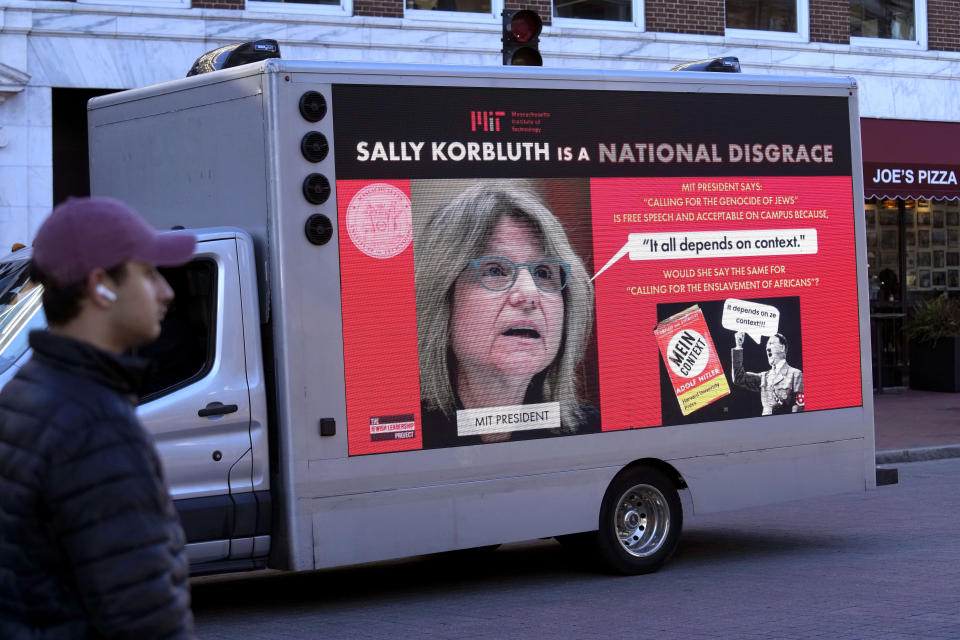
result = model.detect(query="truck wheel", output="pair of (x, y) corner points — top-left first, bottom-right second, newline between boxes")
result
(596, 466), (682, 575)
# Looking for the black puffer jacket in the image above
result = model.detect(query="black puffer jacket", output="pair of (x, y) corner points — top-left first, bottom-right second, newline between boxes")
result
(0, 331), (194, 639)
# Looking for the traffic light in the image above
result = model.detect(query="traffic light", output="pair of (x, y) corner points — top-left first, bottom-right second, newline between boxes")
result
(502, 10), (543, 66)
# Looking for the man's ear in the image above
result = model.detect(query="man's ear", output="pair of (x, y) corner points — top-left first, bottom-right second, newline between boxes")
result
(86, 269), (116, 308)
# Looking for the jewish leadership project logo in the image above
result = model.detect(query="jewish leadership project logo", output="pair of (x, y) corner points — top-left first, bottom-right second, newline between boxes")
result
(369, 413), (415, 441)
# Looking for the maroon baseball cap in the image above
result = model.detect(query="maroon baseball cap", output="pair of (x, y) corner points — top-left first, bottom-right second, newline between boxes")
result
(32, 197), (196, 286)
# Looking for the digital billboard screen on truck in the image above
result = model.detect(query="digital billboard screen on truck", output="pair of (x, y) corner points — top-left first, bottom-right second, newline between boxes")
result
(333, 84), (862, 456)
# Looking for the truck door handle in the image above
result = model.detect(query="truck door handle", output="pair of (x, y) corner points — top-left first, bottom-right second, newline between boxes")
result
(198, 402), (239, 417)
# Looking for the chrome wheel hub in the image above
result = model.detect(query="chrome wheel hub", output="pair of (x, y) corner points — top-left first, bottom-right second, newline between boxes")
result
(614, 484), (670, 558)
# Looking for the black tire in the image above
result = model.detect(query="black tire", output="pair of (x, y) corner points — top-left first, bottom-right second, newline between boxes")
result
(596, 466), (682, 575)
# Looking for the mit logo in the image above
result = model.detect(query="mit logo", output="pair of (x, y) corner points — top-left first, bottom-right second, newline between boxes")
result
(471, 111), (505, 132)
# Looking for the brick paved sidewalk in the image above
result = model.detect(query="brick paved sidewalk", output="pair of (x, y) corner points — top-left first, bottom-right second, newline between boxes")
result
(874, 388), (960, 458)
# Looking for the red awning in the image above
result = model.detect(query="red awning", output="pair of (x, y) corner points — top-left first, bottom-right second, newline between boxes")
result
(861, 118), (960, 200)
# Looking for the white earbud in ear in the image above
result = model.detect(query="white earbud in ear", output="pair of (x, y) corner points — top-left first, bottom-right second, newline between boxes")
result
(96, 284), (117, 302)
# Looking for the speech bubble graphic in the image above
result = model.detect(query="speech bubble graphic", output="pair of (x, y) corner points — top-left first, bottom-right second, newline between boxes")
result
(721, 298), (780, 344)
(591, 229), (818, 281)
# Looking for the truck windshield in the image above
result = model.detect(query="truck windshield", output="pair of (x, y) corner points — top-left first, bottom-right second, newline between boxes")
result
(0, 259), (46, 376)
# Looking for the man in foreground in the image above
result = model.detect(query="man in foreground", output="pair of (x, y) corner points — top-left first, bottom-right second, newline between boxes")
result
(0, 197), (197, 638)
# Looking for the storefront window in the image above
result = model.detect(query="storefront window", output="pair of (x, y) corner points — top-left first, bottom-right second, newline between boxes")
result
(406, 0), (490, 12)
(866, 198), (960, 388)
(78, 0), (189, 7)
(866, 200), (901, 305)
(555, 0), (633, 22)
(250, 0), (340, 4)
(903, 199), (960, 299)
(864, 198), (960, 306)
(726, 0), (797, 32)
(851, 0), (916, 40)
(866, 199), (906, 388)
(247, 0), (351, 15)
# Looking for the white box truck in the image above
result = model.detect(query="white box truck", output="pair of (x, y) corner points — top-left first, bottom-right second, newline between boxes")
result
(0, 60), (876, 576)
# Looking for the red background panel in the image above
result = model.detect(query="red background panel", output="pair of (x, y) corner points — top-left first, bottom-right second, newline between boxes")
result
(337, 179), (423, 455)
(590, 176), (863, 430)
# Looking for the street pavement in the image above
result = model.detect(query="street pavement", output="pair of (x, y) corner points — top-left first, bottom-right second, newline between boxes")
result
(192, 457), (960, 639)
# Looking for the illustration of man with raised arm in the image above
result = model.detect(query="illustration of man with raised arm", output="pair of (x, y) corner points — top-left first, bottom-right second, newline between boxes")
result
(731, 331), (804, 415)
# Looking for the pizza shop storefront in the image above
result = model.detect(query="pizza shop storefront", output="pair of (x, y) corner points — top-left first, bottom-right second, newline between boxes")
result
(861, 118), (960, 389)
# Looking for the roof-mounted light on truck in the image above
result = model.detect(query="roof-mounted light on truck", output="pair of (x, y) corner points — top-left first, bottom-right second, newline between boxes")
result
(186, 39), (281, 77)
(671, 56), (741, 73)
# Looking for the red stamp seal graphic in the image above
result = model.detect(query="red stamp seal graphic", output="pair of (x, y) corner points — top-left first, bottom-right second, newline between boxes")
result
(346, 183), (413, 259)
(796, 392), (805, 407)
